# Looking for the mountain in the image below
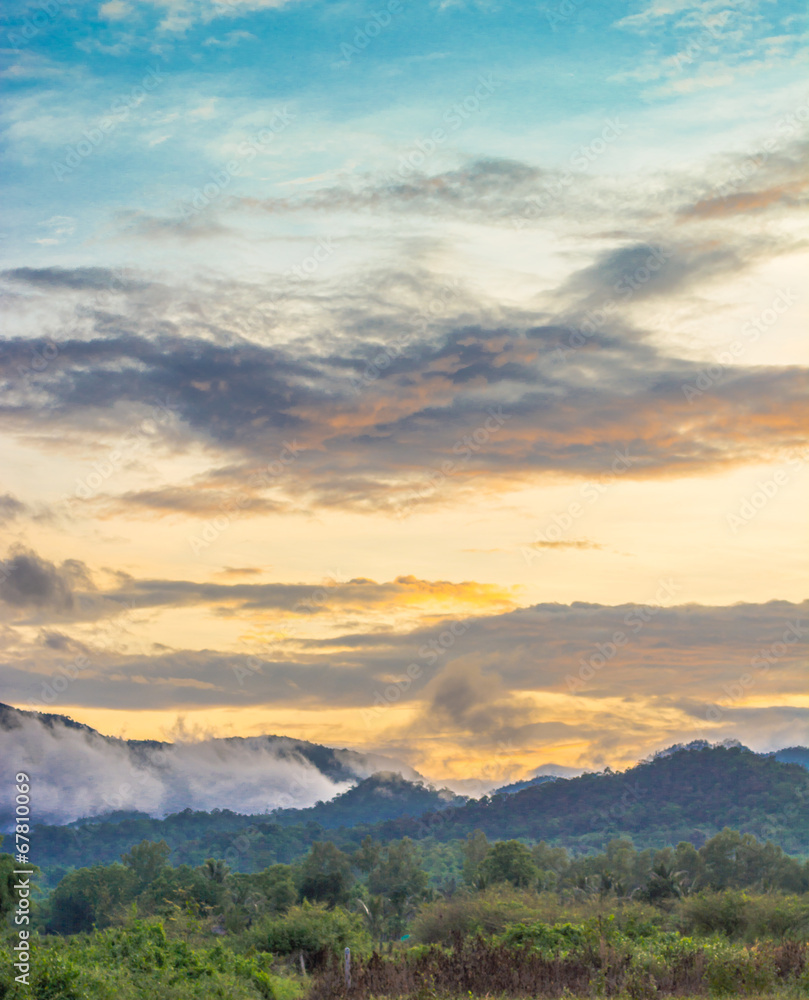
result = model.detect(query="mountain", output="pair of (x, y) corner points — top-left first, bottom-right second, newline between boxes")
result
(27, 741), (809, 878)
(377, 742), (809, 855)
(772, 746), (809, 769)
(0, 702), (420, 826)
(269, 771), (466, 827)
(493, 774), (560, 795)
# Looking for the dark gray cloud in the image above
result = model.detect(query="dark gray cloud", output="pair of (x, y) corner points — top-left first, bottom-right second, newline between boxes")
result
(1, 597), (804, 718)
(558, 241), (741, 307)
(3, 267), (148, 293)
(0, 494), (27, 525)
(0, 549), (91, 612)
(1, 288), (805, 517)
(411, 660), (539, 744)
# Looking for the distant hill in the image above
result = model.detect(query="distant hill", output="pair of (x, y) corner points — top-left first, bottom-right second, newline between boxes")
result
(29, 741), (809, 877)
(493, 774), (560, 795)
(377, 743), (809, 855)
(772, 746), (809, 769)
(0, 701), (421, 826)
(269, 771), (465, 827)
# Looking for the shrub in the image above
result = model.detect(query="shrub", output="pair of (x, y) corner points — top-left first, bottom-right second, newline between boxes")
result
(247, 901), (367, 965)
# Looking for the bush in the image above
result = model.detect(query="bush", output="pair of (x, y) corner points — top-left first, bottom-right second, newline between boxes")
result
(0, 922), (304, 1000)
(678, 890), (809, 941)
(411, 886), (663, 946)
(247, 902), (367, 965)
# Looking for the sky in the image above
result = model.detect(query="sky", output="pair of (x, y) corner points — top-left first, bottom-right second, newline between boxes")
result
(0, 0), (807, 787)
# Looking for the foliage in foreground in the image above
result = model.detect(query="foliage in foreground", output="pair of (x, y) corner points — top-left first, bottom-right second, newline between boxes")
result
(0, 919), (304, 1000)
(411, 887), (809, 947)
(311, 923), (809, 1000)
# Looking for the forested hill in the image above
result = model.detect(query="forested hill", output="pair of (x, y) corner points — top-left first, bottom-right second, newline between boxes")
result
(31, 742), (809, 876)
(379, 743), (809, 854)
(268, 771), (465, 827)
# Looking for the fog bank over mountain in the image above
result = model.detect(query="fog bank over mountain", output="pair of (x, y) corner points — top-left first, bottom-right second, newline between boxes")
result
(0, 703), (419, 826)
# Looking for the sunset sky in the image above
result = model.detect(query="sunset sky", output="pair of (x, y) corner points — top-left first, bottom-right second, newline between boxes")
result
(1, 0), (807, 786)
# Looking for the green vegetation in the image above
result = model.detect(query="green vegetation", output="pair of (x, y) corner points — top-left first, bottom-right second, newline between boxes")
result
(2, 825), (809, 997)
(0, 919), (305, 999)
(31, 745), (809, 885)
(3, 744), (809, 998)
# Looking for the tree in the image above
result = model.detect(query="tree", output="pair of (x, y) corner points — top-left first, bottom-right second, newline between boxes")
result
(368, 838), (430, 939)
(0, 849), (21, 920)
(354, 834), (382, 875)
(673, 841), (703, 891)
(481, 840), (538, 888)
(121, 839), (171, 889)
(200, 857), (230, 884)
(298, 841), (354, 907)
(639, 860), (687, 904)
(699, 828), (742, 890)
(250, 901), (365, 967)
(47, 863), (137, 933)
(531, 841), (569, 891)
(462, 830), (490, 888)
(228, 863), (297, 927)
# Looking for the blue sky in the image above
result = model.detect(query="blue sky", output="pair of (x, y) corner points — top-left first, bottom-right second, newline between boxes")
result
(2, 0), (805, 269)
(1, 0), (807, 782)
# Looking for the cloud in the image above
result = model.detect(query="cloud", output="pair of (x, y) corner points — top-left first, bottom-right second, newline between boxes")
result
(96, 572), (516, 618)
(1, 271), (806, 518)
(99, 0), (131, 21)
(410, 659), (537, 740)
(3, 266), (146, 293)
(0, 596), (804, 775)
(0, 549), (91, 613)
(0, 494), (27, 525)
(0, 704), (362, 824)
(0, 546), (515, 624)
(676, 141), (809, 221)
(2, 594), (804, 714)
(557, 241), (740, 306)
(202, 29), (256, 47)
(528, 539), (603, 550)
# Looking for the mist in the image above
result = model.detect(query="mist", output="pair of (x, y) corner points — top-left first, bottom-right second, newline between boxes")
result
(0, 708), (368, 827)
